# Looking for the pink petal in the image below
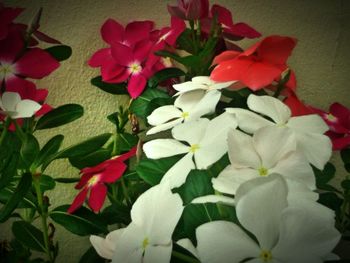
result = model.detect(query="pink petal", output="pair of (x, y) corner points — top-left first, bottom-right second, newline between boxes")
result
(116, 146), (137, 162)
(133, 39), (153, 61)
(167, 5), (187, 20)
(35, 104), (52, 116)
(88, 48), (111, 67)
(5, 76), (33, 91)
(111, 42), (133, 66)
(0, 29), (24, 61)
(165, 16), (186, 46)
(101, 61), (126, 82)
(331, 135), (350, 150)
(211, 4), (234, 27)
(284, 92), (315, 117)
(88, 184), (107, 213)
(125, 20), (154, 46)
(101, 162), (126, 183)
(15, 48), (60, 79)
(127, 74), (147, 98)
(330, 103), (350, 125)
(101, 19), (124, 45)
(75, 173), (94, 189)
(68, 187), (89, 214)
(186, 0), (209, 20)
(225, 23), (262, 39)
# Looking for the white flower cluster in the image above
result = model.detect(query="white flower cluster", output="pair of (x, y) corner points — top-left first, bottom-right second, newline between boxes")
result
(91, 76), (340, 263)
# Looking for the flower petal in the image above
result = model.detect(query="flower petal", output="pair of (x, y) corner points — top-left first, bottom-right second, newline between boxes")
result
(1, 91), (20, 112)
(144, 244), (172, 263)
(127, 73), (147, 98)
(288, 115), (329, 134)
(67, 187), (88, 214)
(191, 195), (235, 206)
(90, 228), (124, 260)
(247, 94), (291, 124)
(143, 139), (189, 159)
(88, 183), (107, 212)
(190, 90), (221, 119)
(146, 118), (183, 135)
(176, 238), (199, 259)
(172, 118), (209, 145)
(174, 90), (206, 112)
(111, 42), (133, 66)
(14, 99), (41, 119)
(147, 105), (182, 126)
(196, 221), (260, 263)
(101, 19), (124, 45)
(125, 20), (154, 45)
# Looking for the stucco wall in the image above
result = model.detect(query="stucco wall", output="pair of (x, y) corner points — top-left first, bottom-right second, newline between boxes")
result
(1, 0), (350, 262)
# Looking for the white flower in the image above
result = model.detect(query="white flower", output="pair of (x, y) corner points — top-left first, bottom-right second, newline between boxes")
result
(173, 76), (235, 96)
(147, 89), (220, 135)
(0, 92), (41, 119)
(143, 112), (237, 188)
(226, 94), (332, 169)
(90, 183), (184, 263)
(212, 126), (317, 200)
(195, 175), (340, 263)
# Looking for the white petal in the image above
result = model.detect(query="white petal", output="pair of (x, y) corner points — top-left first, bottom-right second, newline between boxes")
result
(191, 195), (235, 206)
(196, 221), (260, 263)
(192, 76), (213, 85)
(254, 126), (296, 169)
(174, 90), (206, 112)
(131, 183), (184, 244)
(1, 92), (21, 112)
(172, 118), (209, 145)
(144, 244), (172, 263)
(247, 94), (291, 124)
(285, 179), (319, 202)
(143, 139), (189, 159)
(227, 129), (260, 169)
(225, 108), (273, 134)
(90, 229), (125, 260)
(146, 118), (183, 135)
(176, 238), (199, 259)
(272, 200), (340, 263)
(160, 152), (195, 188)
(173, 81), (207, 95)
(294, 132), (332, 170)
(236, 175), (288, 250)
(14, 99), (41, 119)
(288, 115), (329, 134)
(210, 80), (236, 90)
(213, 165), (258, 195)
(189, 90), (221, 120)
(147, 105), (182, 126)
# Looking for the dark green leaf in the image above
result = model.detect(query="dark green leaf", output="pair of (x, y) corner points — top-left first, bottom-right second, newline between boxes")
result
(20, 134), (40, 167)
(0, 154), (19, 190)
(130, 88), (170, 119)
(91, 76), (128, 95)
(50, 205), (108, 236)
(176, 28), (195, 53)
(318, 192), (343, 212)
(136, 156), (182, 186)
(69, 148), (111, 169)
(39, 175), (56, 192)
(33, 135), (64, 169)
(0, 173), (32, 222)
(146, 97), (175, 118)
(115, 133), (138, 153)
(102, 203), (131, 225)
(12, 221), (46, 252)
(54, 177), (80, 183)
(148, 68), (185, 88)
(35, 104), (84, 130)
(45, 45), (72, 61)
(0, 186), (37, 208)
(79, 246), (105, 263)
(341, 179), (350, 190)
(314, 163), (336, 188)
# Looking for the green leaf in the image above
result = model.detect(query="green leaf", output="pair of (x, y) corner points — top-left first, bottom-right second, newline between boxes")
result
(54, 177), (80, 183)
(79, 246), (105, 263)
(129, 88), (170, 119)
(38, 175), (56, 192)
(341, 149), (350, 172)
(12, 221), (46, 252)
(341, 179), (350, 190)
(50, 205), (108, 236)
(318, 192), (343, 212)
(45, 45), (72, 61)
(136, 156), (182, 186)
(148, 67), (185, 88)
(0, 186), (37, 208)
(91, 76), (128, 95)
(102, 203), (131, 225)
(69, 148), (111, 169)
(176, 28), (195, 53)
(0, 173), (32, 222)
(0, 154), (19, 190)
(146, 97), (175, 118)
(115, 133), (138, 153)
(20, 134), (40, 167)
(35, 104), (84, 130)
(33, 135), (64, 169)
(314, 163), (336, 189)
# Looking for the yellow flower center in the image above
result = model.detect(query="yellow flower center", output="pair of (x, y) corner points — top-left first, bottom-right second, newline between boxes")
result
(181, 112), (189, 119)
(326, 113), (337, 122)
(129, 62), (142, 74)
(87, 175), (99, 187)
(258, 167), (268, 176)
(189, 144), (200, 153)
(142, 237), (149, 250)
(0, 63), (15, 79)
(260, 250), (273, 262)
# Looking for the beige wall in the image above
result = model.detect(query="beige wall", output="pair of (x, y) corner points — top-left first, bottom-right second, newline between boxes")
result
(1, 0), (350, 262)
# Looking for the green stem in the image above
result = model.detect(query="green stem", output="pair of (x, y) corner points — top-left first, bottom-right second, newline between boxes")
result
(172, 251), (199, 263)
(13, 119), (26, 141)
(0, 117), (11, 147)
(189, 20), (198, 54)
(121, 177), (131, 206)
(33, 176), (54, 262)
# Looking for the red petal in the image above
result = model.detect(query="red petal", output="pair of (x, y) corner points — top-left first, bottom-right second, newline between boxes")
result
(127, 73), (147, 98)
(111, 42), (133, 66)
(101, 162), (126, 183)
(68, 187), (88, 214)
(35, 104), (52, 116)
(33, 30), (62, 44)
(116, 146), (137, 162)
(5, 76), (33, 91)
(284, 92), (315, 116)
(101, 61), (126, 82)
(226, 23), (261, 39)
(331, 135), (350, 151)
(134, 40), (153, 62)
(212, 50), (241, 65)
(15, 48), (60, 79)
(88, 48), (111, 67)
(211, 4), (234, 27)
(101, 19), (124, 45)
(0, 29), (24, 61)
(186, 0), (209, 20)
(75, 173), (94, 189)
(167, 5), (187, 20)
(330, 103), (350, 126)
(125, 20), (154, 46)
(211, 58), (251, 82)
(88, 184), (107, 213)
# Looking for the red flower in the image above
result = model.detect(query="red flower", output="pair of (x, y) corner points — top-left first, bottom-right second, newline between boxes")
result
(201, 4), (261, 40)
(68, 147), (137, 214)
(153, 17), (186, 50)
(168, 0), (209, 20)
(0, 3), (23, 40)
(0, 30), (60, 90)
(211, 35), (297, 90)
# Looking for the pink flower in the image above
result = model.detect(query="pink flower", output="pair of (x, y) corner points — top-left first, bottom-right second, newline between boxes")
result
(201, 4), (261, 40)
(68, 147), (137, 214)
(153, 17), (186, 50)
(0, 30), (60, 90)
(211, 35), (297, 91)
(0, 3), (23, 40)
(168, 0), (209, 20)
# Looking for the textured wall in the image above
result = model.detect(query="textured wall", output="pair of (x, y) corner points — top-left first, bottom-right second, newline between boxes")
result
(1, 0), (350, 262)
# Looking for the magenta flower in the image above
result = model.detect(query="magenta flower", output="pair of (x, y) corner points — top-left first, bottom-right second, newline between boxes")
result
(0, 3), (23, 40)
(0, 31), (60, 90)
(154, 17), (186, 50)
(68, 147), (137, 214)
(201, 4), (261, 40)
(168, 0), (209, 20)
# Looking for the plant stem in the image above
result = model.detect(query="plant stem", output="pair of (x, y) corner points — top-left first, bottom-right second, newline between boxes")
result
(13, 119), (26, 141)
(33, 176), (54, 262)
(172, 250), (199, 263)
(0, 117), (11, 147)
(121, 177), (131, 206)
